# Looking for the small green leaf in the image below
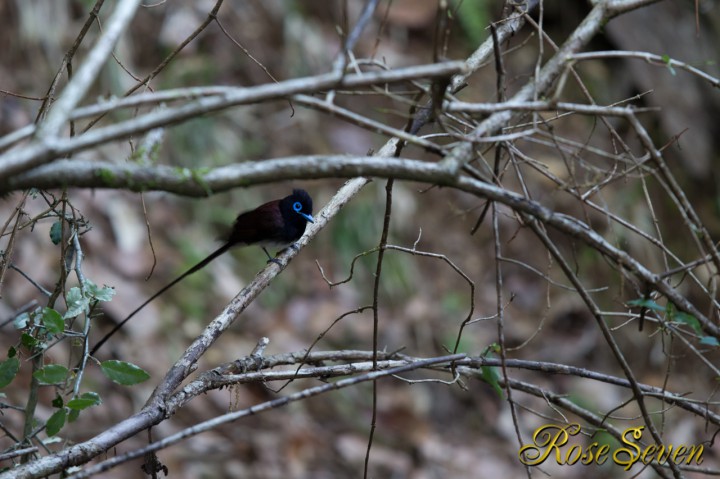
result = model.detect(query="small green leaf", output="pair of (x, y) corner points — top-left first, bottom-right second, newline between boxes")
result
(8, 346), (16, 358)
(67, 392), (102, 410)
(627, 298), (665, 312)
(21, 333), (39, 349)
(480, 343), (501, 356)
(33, 364), (69, 385)
(100, 360), (150, 385)
(68, 408), (80, 423)
(14, 312), (30, 329)
(700, 336), (720, 347)
(481, 365), (504, 399)
(673, 311), (703, 336)
(49, 221), (63, 245)
(41, 308), (64, 335)
(51, 394), (64, 408)
(46, 409), (66, 436)
(0, 357), (20, 389)
(661, 54), (677, 76)
(64, 287), (89, 319)
(84, 280), (115, 302)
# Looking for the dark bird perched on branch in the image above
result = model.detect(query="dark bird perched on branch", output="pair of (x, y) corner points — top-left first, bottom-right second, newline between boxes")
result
(90, 189), (314, 356)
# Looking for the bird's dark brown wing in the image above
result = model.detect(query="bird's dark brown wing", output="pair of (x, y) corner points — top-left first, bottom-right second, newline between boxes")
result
(227, 199), (286, 246)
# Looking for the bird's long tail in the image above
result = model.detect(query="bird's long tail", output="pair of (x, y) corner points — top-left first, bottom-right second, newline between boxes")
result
(90, 242), (232, 356)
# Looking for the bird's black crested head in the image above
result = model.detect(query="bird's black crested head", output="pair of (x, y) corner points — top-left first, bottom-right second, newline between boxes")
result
(280, 189), (314, 227)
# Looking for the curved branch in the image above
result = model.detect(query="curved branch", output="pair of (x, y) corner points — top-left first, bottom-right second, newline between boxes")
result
(70, 353), (466, 479)
(0, 62), (465, 177)
(3, 154), (715, 341)
(35, 0), (141, 139)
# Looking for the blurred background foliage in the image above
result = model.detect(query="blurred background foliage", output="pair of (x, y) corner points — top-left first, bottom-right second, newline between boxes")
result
(2, 0), (720, 477)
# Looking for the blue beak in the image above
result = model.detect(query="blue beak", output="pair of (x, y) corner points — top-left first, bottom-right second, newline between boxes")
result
(299, 212), (314, 223)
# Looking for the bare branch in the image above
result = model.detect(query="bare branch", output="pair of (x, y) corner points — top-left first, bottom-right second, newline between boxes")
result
(36, 1), (141, 139)
(0, 62), (465, 175)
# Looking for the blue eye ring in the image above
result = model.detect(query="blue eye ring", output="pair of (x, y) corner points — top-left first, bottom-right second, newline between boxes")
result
(292, 201), (303, 212)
